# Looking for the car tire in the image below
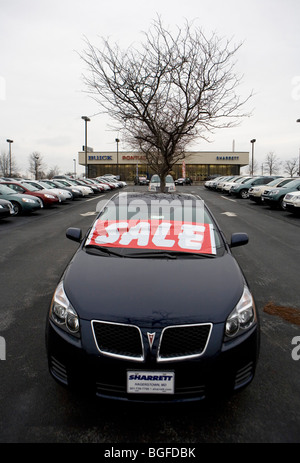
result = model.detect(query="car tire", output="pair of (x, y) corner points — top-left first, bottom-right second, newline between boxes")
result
(240, 189), (249, 199)
(279, 196), (285, 210)
(11, 201), (22, 216)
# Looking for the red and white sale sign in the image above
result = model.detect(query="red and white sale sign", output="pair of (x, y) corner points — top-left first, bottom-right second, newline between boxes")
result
(86, 220), (216, 254)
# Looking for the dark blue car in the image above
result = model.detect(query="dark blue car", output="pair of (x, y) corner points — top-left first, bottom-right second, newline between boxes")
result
(46, 192), (260, 402)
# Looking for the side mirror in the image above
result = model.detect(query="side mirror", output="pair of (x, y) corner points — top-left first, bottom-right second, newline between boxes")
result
(66, 227), (82, 243)
(230, 232), (249, 248)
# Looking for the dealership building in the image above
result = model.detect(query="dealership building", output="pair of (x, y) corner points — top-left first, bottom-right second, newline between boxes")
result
(78, 150), (249, 181)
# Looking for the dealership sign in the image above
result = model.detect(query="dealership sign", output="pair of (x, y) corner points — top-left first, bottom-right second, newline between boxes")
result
(86, 219), (216, 254)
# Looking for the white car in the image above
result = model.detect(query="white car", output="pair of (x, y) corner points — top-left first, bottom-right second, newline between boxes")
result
(149, 174), (176, 192)
(58, 179), (93, 196)
(21, 180), (71, 202)
(283, 190), (300, 214)
(37, 181), (73, 201)
(204, 176), (224, 189)
(215, 176), (236, 191)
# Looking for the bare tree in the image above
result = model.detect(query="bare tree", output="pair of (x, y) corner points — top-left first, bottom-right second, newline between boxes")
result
(47, 165), (60, 179)
(284, 157), (299, 177)
(0, 152), (19, 177)
(264, 152), (281, 175)
(81, 17), (252, 190)
(28, 152), (46, 180)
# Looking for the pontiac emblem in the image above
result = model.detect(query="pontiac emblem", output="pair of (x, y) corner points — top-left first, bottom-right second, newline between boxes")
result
(147, 332), (156, 350)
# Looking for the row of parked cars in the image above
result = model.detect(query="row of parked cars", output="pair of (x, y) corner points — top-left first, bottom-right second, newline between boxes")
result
(204, 175), (300, 215)
(0, 175), (126, 219)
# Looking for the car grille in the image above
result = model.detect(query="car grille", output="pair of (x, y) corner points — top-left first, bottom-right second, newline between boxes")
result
(92, 321), (212, 362)
(92, 321), (144, 361)
(158, 324), (212, 361)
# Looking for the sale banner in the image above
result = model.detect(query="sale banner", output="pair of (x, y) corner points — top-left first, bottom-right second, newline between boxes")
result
(86, 220), (216, 254)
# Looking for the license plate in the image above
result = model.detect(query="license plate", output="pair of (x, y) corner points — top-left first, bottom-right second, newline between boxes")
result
(127, 370), (175, 394)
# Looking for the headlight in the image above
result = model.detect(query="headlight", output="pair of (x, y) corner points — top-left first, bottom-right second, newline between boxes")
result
(225, 286), (256, 339)
(269, 189), (279, 195)
(44, 194), (56, 199)
(49, 281), (80, 337)
(21, 198), (36, 204)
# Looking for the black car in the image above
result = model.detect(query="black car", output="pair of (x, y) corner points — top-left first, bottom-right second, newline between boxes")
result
(175, 177), (193, 185)
(46, 192), (259, 402)
(0, 198), (14, 219)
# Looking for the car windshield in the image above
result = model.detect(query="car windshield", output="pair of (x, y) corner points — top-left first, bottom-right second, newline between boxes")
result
(150, 175), (160, 183)
(21, 183), (39, 192)
(279, 179), (300, 189)
(166, 175), (174, 183)
(266, 178), (284, 186)
(0, 184), (17, 195)
(84, 193), (225, 258)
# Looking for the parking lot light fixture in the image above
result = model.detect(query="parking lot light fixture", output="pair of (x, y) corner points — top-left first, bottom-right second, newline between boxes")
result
(115, 138), (120, 176)
(81, 116), (90, 178)
(6, 139), (13, 177)
(250, 139), (256, 176)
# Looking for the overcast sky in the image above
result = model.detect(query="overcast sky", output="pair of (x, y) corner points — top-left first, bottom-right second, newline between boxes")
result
(1, 0), (300, 176)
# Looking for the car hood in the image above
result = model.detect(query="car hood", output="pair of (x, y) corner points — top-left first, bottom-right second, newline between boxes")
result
(63, 250), (245, 327)
(2, 192), (40, 202)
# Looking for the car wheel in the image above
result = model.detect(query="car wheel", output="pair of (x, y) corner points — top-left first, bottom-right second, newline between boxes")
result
(240, 189), (249, 199)
(279, 196), (285, 210)
(11, 201), (22, 215)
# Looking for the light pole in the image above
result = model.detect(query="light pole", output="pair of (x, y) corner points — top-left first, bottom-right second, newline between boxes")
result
(6, 139), (13, 177)
(81, 116), (90, 178)
(73, 158), (76, 178)
(250, 139), (256, 175)
(115, 138), (120, 177)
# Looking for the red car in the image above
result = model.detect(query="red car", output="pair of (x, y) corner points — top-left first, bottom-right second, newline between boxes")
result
(0, 181), (60, 207)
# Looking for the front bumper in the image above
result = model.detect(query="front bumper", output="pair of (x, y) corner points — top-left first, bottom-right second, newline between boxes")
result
(46, 317), (260, 403)
(283, 202), (300, 213)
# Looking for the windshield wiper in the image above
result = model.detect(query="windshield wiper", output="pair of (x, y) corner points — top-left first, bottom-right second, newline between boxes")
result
(85, 245), (125, 257)
(126, 250), (217, 259)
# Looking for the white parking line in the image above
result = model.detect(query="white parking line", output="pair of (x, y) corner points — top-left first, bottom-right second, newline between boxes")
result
(86, 194), (106, 201)
(80, 212), (98, 216)
(221, 196), (236, 202)
(221, 212), (237, 217)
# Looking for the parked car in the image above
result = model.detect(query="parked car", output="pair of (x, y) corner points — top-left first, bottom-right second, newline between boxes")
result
(0, 198), (14, 219)
(204, 176), (225, 189)
(222, 176), (253, 194)
(149, 174), (176, 192)
(22, 180), (73, 202)
(248, 178), (293, 203)
(0, 181), (60, 207)
(134, 176), (149, 185)
(46, 192), (259, 402)
(230, 176), (279, 199)
(262, 178), (300, 209)
(0, 184), (42, 215)
(49, 180), (84, 199)
(283, 190), (300, 215)
(93, 179), (111, 191)
(215, 176), (236, 191)
(53, 179), (93, 196)
(175, 177), (193, 185)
